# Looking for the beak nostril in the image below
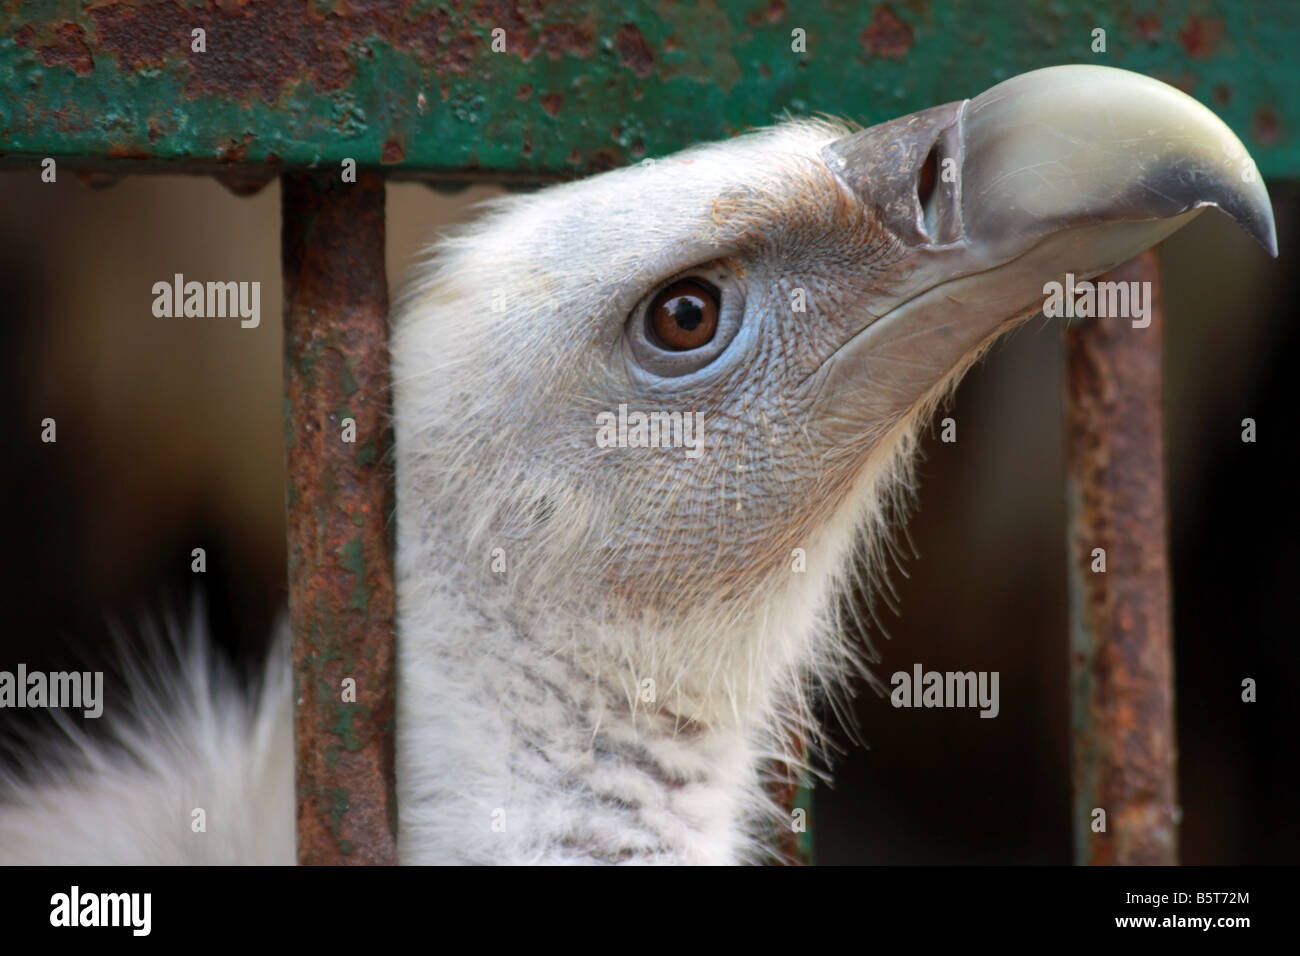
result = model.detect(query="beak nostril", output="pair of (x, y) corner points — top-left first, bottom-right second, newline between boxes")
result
(917, 143), (940, 238)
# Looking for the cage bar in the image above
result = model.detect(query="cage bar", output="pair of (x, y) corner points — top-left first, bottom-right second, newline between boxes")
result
(281, 172), (398, 865)
(1065, 250), (1179, 865)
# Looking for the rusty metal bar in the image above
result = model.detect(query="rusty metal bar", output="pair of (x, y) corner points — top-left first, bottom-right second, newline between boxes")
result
(767, 732), (811, 865)
(5, 3), (1298, 181)
(1065, 249), (1178, 865)
(282, 172), (397, 865)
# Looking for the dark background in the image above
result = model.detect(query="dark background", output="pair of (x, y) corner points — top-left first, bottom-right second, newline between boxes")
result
(0, 167), (1294, 864)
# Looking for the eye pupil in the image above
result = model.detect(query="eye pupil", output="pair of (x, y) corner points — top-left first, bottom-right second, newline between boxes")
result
(649, 279), (720, 351)
(670, 298), (703, 331)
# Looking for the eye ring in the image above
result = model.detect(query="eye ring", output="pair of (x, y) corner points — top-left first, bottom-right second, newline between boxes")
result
(624, 268), (744, 379)
(647, 279), (720, 351)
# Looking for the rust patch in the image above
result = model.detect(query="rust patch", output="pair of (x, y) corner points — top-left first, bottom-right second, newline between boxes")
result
(861, 4), (913, 58)
(16, 20), (95, 76)
(93, 2), (346, 100)
(422, 31), (477, 73)
(218, 133), (254, 163)
(469, 0), (540, 60)
(539, 21), (594, 59)
(587, 147), (621, 171)
(747, 0), (787, 26)
(1133, 14), (1160, 42)
(85, 1), (497, 104)
(539, 92), (563, 116)
(1212, 83), (1232, 106)
(515, 82), (533, 101)
(105, 143), (150, 159)
(1254, 107), (1279, 145)
(380, 139), (405, 163)
(51, 106), (92, 134)
(89, 3), (193, 73)
(614, 23), (654, 77)
(1177, 15), (1223, 59)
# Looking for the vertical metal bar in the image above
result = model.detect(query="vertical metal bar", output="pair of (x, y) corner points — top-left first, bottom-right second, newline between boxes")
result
(1065, 249), (1178, 865)
(281, 172), (397, 865)
(767, 733), (811, 865)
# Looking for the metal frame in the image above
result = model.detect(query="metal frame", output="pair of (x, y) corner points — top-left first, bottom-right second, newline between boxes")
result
(282, 172), (396, 864)
(1067, 252), (1178, 865)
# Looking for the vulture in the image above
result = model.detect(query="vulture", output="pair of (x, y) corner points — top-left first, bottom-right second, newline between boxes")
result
(0, 65), (1276, 865)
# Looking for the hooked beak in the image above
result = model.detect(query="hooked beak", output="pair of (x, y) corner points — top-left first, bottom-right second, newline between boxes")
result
(814, 64), (1276, 438)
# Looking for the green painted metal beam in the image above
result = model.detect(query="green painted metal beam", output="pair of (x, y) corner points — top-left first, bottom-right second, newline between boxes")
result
(1, 0), (1297, 181)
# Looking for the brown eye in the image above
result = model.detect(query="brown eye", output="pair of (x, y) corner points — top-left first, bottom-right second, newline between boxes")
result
(648, 280), (720, 351)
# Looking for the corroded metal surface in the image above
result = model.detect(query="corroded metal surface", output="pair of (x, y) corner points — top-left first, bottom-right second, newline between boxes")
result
(282, 172), (396, 865)
(1, 1), (1296, 179)
(1065, 251), (1178, 866)
(766, 729), (811, 865)
(767, 769), (803, 864)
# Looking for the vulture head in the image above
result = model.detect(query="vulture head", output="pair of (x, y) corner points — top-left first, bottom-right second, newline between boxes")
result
(391, 65), (1274, 863)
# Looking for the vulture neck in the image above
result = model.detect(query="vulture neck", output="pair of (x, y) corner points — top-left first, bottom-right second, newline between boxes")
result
(394, 549), (816, 865)
(391, 436), (903, 864)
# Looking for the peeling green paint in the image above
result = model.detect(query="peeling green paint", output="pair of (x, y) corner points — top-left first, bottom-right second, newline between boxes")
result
(329, 786), (350, 837)
(1, 2), (1295, 178)
(339, 534), (373, 617)
(297, 336), (325, 376)
(331, 702), (367, 753)
(340, 357), (359, 397)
